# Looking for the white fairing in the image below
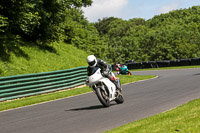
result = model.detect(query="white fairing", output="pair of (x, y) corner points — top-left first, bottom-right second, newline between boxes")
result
(87, 69), (102, 84)
(87, 68), (117, 101)
(101, 78), (116, 101)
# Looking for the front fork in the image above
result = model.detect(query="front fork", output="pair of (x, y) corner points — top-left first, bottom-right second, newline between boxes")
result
(91, 83), (109, 96)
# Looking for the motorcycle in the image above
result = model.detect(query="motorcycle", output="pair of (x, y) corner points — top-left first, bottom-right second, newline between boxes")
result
(86, 66), (124, 107)
(116, 65), (132, 75)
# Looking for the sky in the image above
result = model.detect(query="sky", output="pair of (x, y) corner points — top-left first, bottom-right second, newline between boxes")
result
(82, 0), (200, 22)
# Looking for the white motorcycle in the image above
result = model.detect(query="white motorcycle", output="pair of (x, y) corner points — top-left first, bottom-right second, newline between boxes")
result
(86, 66), (124, 107)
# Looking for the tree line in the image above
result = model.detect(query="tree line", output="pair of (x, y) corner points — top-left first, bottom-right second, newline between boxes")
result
(94, 6), (200, 63)
(1, 0), (200, 64)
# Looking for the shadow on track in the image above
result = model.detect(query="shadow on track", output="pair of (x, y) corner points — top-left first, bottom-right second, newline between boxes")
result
(65, 104), (116, 111)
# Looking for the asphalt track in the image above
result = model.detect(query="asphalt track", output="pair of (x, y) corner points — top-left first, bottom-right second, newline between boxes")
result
(1, 68), (200, 133)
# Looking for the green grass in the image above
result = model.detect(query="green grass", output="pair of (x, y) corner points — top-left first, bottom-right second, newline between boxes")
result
(0, 42), (88, 77)
(105, 98), (200, 133)
(0, 75), (155, 111)
(118, 75), (156, 85)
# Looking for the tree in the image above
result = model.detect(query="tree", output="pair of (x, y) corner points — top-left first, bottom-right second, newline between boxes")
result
(0, 0), (92, 42)
(0, 0), (93, 61)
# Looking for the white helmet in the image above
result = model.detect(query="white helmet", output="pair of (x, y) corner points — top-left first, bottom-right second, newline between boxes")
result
(87, 55), (97, 66)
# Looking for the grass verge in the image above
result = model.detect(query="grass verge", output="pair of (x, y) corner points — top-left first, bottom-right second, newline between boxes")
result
(105, 98), (200, 133)
(0, 42), (88, 77)
(0, 75), (155, 111)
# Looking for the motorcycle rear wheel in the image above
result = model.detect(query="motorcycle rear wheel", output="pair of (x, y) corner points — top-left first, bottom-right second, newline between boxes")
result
(96, 87), (110, 107)
(128, 71), (132, 75)
(115, 90), (124, 104)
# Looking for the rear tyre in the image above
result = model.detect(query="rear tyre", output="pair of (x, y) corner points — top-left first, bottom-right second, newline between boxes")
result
(96, 87), (110, 107)
(115, 90), (124, 104)
(128, 71), (132, 75)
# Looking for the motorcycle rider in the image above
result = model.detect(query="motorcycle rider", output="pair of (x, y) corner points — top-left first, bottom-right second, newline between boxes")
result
(87, 55), (121, 90)
(115, 63), (123, 74)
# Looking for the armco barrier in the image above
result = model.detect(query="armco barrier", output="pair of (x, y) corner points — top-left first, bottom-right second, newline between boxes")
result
(0, 66), (87, 102)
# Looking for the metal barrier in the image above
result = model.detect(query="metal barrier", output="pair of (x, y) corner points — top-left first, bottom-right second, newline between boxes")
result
(0, 66), (88, 101)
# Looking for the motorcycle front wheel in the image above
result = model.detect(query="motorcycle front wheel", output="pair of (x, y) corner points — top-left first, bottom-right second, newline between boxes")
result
(96, 87), (110, 107)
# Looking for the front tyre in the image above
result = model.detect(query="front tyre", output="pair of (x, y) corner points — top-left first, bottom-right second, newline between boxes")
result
(96, 87), (110, 107)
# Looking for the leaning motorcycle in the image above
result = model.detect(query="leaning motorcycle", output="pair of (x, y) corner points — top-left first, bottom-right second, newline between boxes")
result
(116, 65), (132, 75)
(86, 66), (124, 107)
